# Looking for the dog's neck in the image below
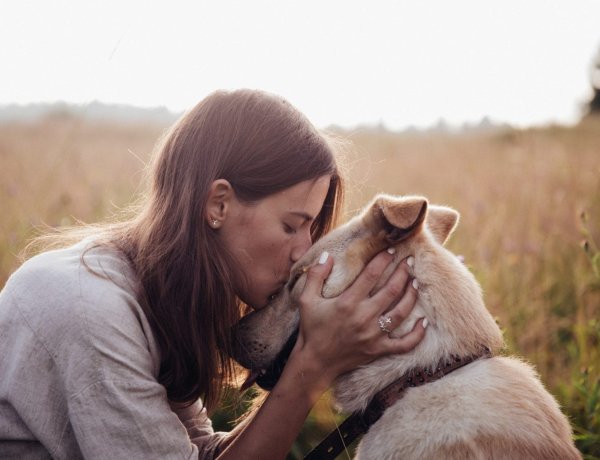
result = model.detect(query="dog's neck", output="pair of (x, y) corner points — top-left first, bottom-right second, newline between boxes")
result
(333, 240), (504, 413)
(305, 345), (493, 460)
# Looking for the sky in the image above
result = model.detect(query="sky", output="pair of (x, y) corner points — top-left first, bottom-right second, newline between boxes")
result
(2, 0), (600, 130)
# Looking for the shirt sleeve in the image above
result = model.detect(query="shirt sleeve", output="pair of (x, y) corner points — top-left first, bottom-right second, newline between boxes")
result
(171, 400), (228, 457)
(7, 245), (228, 459)
(60, 293), (228, 460)
(68, 380), (226, 460)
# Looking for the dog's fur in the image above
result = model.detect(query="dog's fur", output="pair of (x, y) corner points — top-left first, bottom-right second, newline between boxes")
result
(234, 195), (581, 459)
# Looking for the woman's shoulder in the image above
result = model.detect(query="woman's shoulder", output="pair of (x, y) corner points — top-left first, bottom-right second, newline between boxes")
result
(0, 239), (161, 388)
(12, 238), (133, 286)
(3, 240), (135, 314)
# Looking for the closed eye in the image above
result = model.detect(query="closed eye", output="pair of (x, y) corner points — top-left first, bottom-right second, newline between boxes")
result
(283, 223), (297, 235)
(287, 267), (307, 291)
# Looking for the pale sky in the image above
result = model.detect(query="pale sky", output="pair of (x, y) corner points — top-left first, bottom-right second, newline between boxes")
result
(2, 0), (599, 129)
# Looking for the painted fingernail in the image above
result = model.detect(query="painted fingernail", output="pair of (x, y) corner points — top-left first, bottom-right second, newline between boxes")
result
(318, 251), (329, 265)
(387, 247), (396, 255)
(406, 256), (415, 267)
(423, 318), (429, 328)
(412, 278), (419, 290)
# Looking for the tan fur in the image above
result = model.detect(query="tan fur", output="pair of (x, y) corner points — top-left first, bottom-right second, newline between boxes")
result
(234, 194), (581, 459)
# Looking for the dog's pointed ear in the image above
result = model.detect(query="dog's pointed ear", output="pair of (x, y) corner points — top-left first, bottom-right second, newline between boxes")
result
(370, 195), (428, 243)
(427, 205), (460, 245)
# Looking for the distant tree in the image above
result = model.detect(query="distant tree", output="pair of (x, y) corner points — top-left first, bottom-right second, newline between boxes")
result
(587, 46), (600, 115)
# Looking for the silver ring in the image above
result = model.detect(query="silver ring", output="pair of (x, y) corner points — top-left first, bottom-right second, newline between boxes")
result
(378, 316), (393, 334)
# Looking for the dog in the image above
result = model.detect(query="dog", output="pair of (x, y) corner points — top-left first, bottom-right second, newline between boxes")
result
(233, 194), (581, 459)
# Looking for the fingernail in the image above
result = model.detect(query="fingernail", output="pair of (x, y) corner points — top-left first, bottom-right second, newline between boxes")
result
(318, 251), (329, 265)
(387, 247), (396, 255)
(423, 318), (429, 328)
(412, 278), (419, 290)
(406, 256), (415, 267)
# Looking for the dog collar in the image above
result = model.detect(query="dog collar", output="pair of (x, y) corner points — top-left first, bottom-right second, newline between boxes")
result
(303, 347), (493, 460)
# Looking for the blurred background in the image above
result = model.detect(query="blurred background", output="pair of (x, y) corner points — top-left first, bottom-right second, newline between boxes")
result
(1, 1), (600, 458)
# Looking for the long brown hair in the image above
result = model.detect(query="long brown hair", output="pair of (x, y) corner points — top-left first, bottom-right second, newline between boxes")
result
(103, 89), (344, 410)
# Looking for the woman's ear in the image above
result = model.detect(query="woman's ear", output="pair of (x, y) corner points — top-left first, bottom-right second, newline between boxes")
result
(205, 179), (235, 229)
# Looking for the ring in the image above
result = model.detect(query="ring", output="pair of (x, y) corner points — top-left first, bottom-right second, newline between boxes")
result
(378, 316), (393, 334)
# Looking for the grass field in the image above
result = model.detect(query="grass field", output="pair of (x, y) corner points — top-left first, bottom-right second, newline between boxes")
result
(1, 113), (599, 457)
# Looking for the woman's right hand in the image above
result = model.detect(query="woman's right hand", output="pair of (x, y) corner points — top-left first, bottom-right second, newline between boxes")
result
(290, 249), (426, 389)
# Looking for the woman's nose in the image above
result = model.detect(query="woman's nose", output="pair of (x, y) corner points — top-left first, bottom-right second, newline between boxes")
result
(290, 232), (312, 263)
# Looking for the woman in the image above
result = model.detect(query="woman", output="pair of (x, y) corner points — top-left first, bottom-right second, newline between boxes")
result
(0, 89), (426, 459)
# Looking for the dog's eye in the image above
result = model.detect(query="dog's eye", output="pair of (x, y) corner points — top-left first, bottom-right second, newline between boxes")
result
(287, 268), (305, 291)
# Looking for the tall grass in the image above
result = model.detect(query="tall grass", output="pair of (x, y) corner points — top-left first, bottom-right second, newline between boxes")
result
(0, 114), (165, 286)
(1, 114), (599, 457)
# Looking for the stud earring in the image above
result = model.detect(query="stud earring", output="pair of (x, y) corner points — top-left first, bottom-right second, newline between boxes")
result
(211, 219), (219, 227)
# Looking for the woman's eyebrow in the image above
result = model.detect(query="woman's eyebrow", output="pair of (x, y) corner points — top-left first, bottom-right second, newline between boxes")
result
(288, 211), (314, 222)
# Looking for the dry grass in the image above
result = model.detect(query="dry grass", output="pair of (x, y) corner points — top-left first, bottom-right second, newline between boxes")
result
(0, 114), (166, 285)
(1, 114), (599, 456)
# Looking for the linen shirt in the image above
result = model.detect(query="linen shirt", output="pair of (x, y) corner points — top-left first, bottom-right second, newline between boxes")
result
(0, 240), (226, 459)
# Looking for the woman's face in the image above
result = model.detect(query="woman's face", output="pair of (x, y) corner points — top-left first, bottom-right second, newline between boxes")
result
(219, 176), (331, 309)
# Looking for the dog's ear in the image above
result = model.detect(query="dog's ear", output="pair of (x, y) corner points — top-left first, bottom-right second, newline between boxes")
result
(427, 205), (460, 245)
(370, 195), (428, 243)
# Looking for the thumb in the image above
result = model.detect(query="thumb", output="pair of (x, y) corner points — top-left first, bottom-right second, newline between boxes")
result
(300, 251), (333, 301)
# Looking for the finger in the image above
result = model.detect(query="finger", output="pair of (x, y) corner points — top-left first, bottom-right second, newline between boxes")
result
(384, 318), (427, 354)
(299, 251), (334, 301)
(381, 277), (419, 328)
(370, 257), (412, 315)
(340, 248), (395, 301)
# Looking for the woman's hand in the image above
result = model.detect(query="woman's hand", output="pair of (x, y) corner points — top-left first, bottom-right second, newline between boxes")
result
(219, 251), (425, 460)
(291, 249), (426, 389)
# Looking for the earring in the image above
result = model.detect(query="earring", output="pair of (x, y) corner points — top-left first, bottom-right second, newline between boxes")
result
(211, 219), (219, 227)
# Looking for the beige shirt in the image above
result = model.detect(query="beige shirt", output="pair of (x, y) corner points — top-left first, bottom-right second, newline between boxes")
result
(0, 240), (225, 459)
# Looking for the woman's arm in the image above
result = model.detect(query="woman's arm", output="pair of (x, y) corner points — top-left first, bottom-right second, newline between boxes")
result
(217, 250), (425, 459)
